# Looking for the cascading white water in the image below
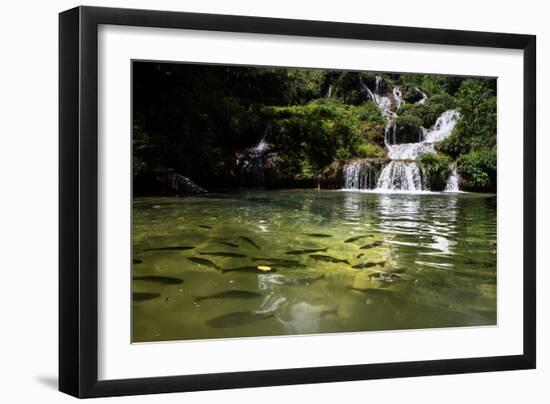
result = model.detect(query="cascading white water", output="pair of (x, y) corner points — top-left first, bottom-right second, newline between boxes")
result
(326, 84), (332, 98)
(377, 109), (460, 191)
(240, 130), (271, 188)
(416, 87), (428, 105)
(344, 75), (461, 192)
(445, 163), (460, 192)
(343, 160), (378, 190)
(376, 161), (425, 191)
(393, 86), (404, 110)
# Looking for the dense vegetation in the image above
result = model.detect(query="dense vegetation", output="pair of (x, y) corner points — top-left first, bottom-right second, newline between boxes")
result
(133, 62), (497, 193)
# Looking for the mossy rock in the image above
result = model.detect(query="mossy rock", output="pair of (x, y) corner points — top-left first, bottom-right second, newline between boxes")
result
(395, 113), (423, 144)
(418, 153), (451, 191)
(314, 161), (345, 189)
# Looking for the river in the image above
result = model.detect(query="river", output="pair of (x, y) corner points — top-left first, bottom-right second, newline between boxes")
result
(132, 190), (496, 342)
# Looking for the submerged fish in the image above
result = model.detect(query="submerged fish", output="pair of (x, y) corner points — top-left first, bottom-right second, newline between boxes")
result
(200, 251), (247, 258)
(196, 224), (213, 229)
(356, 253), (364, 259)
(282, 274), (325, 286)
(212, 240), (239, 248)
(133, 275), (183, 285)
(251, 257), (301, 265)
(351, 261), (386, 269)
(239, 236), (262, 250)
(195, 290), (263, 303)
(285, 248), (328, 255)
(302, 233), (334, 238)
(205, 311), (275, 328)
(346, 286), (396, 295)
(368, 272), (399, 281)
(188, 257), (220, 269)
(144, 246), (195, 251)
(319, 306), (339, 318)
(132, 258), (143, 264)
(359, 241), (384, 249)
(309, 254), (350, 265)
(221, 266), (277, 274)
(344, 235), (370, 243)
(132, 292), (161, 302)
(257, 262), (307, 268)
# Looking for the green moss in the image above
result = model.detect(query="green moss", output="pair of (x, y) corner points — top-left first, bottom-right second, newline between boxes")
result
(396, 113), (423, 143)
(419, 153), (451, 191)
(355, 143), (386, 158)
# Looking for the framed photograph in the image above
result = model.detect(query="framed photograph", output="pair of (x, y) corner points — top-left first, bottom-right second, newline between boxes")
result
(59, 6), (536, 398)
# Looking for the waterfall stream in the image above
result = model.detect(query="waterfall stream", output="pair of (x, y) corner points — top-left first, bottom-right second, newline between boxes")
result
(239, 129), (271, 188)
(445, 163), (460, 192)
(343, 76), (461, 192)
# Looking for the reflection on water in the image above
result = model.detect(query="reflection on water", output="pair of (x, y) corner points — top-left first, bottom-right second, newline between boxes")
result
(132, 190), (497, 342)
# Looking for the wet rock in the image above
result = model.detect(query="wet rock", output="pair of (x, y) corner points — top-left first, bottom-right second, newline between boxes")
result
(165, 169), (207, 194)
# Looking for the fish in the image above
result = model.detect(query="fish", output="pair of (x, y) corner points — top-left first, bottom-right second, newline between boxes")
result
(196, 224), (213, 229)
(221, 266), (277, 274)
(251, 258), (307, 268)
(200, 251), (247, 258)
(344, 235), (370, 243)
(309, 254), (350, 265)
(144, 246), (195, 251)
(359, 241), (384, 249)
(212, 240), (239, 248)
(251, 257), (301, 265)
(284, 274), (325, 286)
(239, 236), (262, 250)
(351, 261), (386, 269)
(368, 272), (400, 281)
(346, 286), (396, 295)
(319, 306), (339, 318)
(194, 290), (263, 303)
(132, 258), (143, 264)
(256, 262), (307, 268)
(356, 253), (364, 259)
(133, 275), (183, 285)
(132, 292), (161, 302)
(205, 311), (275, 328)
(285, 248), (328, 255)
(187, 257), (220, 269)
(302, 233), (333, 238)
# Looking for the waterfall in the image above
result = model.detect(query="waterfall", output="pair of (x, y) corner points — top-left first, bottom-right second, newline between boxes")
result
(377, 109), (459, 191)
(377, 161), (425, 191)
(393, 86), (404, 110)
(326, 84), (332, 98)
(239, 129), (271, 188)
(359, 75), (397, 147)
(343, 75), (461, 192)
(445, 163), (460, 192)
(416, 88), (428, 105)
(343, 160), (379, 190)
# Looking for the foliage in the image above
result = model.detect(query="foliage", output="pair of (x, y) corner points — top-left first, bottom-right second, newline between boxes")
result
(132, 62), (497, 193)
(395, 112), (423, 143)
(457, 149), (497, 191)
(419, 153), (451, 191)
(439, 79), (497, 157)
(398, 93), (454, 128)
(355, 143), (386, 158)
(265, 100), (385, 181)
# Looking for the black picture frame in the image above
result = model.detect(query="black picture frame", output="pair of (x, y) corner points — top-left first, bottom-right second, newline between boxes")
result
(59, 5), (536, 398)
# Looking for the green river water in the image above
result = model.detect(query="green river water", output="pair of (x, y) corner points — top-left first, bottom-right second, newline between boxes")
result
(132, 190), (496, 342)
